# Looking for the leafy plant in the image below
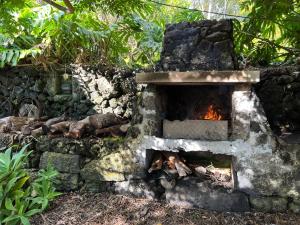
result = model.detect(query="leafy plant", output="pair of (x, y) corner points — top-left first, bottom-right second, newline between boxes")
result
(234, 0), (300, 65)
(0, 0), (203, 68)
(0, 145), (60, 225)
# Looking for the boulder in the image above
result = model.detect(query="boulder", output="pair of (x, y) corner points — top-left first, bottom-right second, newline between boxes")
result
(39, 152), (80, 174)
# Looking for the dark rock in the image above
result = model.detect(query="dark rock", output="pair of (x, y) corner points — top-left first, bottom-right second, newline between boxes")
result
(55, 173), (79, 191)
(249, 196), (288, 212)
(205, 31), (229, 42)
(165, 177), (250, 212)
(159, 19), (236, 71)
(277, 75), (294, 84)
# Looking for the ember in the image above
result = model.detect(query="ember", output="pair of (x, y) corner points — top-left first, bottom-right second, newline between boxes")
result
(203, 104), (222, 120)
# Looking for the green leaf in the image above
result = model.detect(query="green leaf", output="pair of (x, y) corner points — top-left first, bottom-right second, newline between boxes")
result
(20, 216), (31, 225)
(5, 198), (15, 211)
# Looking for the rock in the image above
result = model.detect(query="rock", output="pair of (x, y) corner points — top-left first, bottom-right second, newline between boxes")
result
(39, 152), (80, 174)
(205, 31), (228, 42)
(112, 179), (163, 199)
(165, 177), (250, 212)
(80, 150), (136, 182)
(53, 95), (72, 103)
(249, 196), (288, 212)
(277, 75), (294, 84)
(159, 19), (236, 71)
(90, 92), (103, 104)
(96, 77), (114, 97)
(113, 106), (124, 116)
(55, 173), (79, 191)
(160, 178), (176, 190)
(109, 98), (118, 108)
(289, 202), (300, 213)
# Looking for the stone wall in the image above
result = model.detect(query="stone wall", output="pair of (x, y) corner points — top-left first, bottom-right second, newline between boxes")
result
(1, 64), (300, 213)
(0, 65), (137, 120)
(158, 19), (237, 71)
(255, 65), (300, 134)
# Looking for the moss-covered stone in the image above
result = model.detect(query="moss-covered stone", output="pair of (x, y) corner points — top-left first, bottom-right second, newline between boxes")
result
(39, 152), (80, 174)
(81, 150), (137, 182)
(55, 173), (79, 191)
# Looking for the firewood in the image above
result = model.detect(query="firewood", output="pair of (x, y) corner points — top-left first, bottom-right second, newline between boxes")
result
(95, 125), (127, 137)
(31, 127), (44, 137)
(0, 116), (34, 133)
(48, 121), (72, 134)
(65, 121), (87, 139)
(45, 114), (67, 126)
(175, 161), (192, 177)
(162, 152), (192, 177)
(21, 121), (45, 135)
(193, 166), (207, 178)
(89, 113), (125, 129)
(148, 152), (163, 173)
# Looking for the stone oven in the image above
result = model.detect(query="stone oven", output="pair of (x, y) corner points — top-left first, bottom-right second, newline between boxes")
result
(134, 20), (279, 211)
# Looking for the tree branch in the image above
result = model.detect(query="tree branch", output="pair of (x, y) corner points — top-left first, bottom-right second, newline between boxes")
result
(42, 0), (74, 13)
(63, 0), (75, 13)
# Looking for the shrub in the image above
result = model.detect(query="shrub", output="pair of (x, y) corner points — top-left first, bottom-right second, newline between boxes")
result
(0, 145), (60, 225)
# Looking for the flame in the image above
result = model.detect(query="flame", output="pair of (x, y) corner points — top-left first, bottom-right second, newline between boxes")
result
(203, 105), (222, 120)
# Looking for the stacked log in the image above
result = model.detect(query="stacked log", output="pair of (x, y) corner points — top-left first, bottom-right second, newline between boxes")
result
(0, 113), (129, 139)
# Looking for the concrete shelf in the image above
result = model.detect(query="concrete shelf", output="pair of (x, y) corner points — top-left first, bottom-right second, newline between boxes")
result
(136, 70), (260, 85)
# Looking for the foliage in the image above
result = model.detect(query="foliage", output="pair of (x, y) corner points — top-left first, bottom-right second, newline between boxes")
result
(0, 0), (203, 68)
(0, 145), (60, 225)
(234, 0), (300, 65)
(0, 0), (298, 68)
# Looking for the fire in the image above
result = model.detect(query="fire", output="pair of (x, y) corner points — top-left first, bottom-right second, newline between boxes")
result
(203, 105), (222, 120)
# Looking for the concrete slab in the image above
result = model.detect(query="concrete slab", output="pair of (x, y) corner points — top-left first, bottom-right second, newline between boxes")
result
(163, 120), (228, 140)
(136, 70), (260, 85)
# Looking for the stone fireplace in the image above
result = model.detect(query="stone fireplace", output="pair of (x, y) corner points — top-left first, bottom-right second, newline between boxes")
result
(133, 20), (282, 211)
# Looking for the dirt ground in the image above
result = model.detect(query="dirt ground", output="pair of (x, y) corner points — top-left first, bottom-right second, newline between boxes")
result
(31, 192), (300, 225)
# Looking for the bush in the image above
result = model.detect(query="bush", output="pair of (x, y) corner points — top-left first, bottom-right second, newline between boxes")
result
(0, 145), (60, 225)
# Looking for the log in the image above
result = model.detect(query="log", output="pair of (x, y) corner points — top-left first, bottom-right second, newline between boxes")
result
(162, 152), (192, 177)
(193, 166), (207, 178)
(21, 121), (45, 135)
(148, 152), (163, 173)
(0, 116), (34, 133)
(95, 125), (126, 137)
(89, 113), (125, 129)
(64, 121), (87, 139)
(48, 121), (72, 134)
(31, 127), (44, 137)
(45, 114), (67, 126)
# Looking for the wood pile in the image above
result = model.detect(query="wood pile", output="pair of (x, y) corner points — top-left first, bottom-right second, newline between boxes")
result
(148, 151), (232, 189)
(0, 113), (129, 139)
